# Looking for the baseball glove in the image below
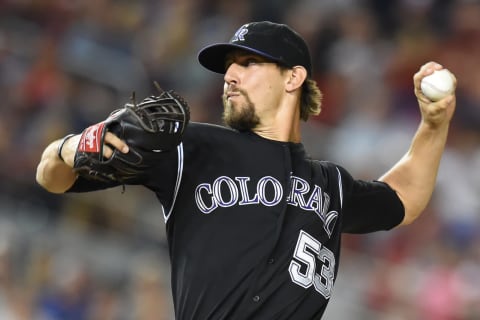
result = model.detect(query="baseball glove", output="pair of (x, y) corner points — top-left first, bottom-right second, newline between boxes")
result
(73, 84), (189, 183)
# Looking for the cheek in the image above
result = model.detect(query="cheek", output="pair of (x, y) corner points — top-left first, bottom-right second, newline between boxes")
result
(250, 79), (283, 107)
(245, 77), (268, 100)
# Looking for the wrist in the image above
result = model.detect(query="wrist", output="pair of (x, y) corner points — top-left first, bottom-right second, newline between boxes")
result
(57, 134), (76, 163)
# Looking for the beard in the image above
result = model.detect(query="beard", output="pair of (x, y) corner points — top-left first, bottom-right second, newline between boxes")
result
(222, 89), (260, 131)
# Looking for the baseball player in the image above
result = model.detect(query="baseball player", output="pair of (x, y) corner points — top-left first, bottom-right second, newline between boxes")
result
(36, 21), (457, 319)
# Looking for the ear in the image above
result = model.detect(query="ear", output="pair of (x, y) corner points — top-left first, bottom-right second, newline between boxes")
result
(285, 66), (307, 92)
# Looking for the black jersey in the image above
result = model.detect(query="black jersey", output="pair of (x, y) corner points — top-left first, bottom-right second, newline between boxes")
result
(69, 122), (404, 319)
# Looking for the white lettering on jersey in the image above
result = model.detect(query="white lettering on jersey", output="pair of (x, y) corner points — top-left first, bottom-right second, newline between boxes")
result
(195, 175), (282, 214)
(258, 176), (283, 206)
(194, 175), (339, 235)
(236, 177), (259, 205)
(287, 176), (337, 237)
(289, 230), (335, 298)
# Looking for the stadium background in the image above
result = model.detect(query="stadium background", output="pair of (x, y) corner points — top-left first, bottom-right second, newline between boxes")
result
(1, 0), (480, 319)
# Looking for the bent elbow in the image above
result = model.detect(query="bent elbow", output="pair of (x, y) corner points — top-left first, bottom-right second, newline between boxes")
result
(35, 162), (48, 189)
(399, 205), (427, 226)
(35, 161), (72, 194)
(399, 214), (415, 226)
(35, 165), (60, 194)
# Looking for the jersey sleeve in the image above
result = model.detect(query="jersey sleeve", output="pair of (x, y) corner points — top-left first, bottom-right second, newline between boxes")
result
(337, 166), (405, 233)
(67, 146), (180, 211)
(66, 176), (120, 192)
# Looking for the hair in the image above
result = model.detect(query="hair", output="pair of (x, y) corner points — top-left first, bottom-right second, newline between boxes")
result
(300, 78), (322, 121)
(278, 64), (322, 121)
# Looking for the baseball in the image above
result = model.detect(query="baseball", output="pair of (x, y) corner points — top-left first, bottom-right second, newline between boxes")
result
(420, 69), (454, 101)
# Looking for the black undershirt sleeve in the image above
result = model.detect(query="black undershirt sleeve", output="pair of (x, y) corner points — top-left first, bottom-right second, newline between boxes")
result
(339, 167), (405, 233)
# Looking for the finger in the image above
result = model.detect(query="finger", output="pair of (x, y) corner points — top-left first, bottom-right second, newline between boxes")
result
(104, 132), (129, 153)
(421, 61), (443, 74)
(413, 61), (448, 100)
(413, 61), (443, 86)
(102, 145), (114, 159)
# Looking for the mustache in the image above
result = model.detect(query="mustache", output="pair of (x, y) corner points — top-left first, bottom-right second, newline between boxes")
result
(223, 86), (247, 99)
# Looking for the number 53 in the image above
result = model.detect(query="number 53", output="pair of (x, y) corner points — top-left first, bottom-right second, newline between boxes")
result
(288, 230), (336, 299)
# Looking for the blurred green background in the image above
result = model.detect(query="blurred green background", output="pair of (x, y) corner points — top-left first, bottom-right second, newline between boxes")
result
(1, 0), (480, 319)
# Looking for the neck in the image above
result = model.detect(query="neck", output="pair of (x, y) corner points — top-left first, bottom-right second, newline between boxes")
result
(253, 102), (302, 143)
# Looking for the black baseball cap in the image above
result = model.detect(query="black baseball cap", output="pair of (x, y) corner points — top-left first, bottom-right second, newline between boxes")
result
(198, 21), (312, 77)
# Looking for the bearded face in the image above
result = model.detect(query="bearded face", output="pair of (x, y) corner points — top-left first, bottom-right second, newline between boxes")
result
(222, 88), (260, 131)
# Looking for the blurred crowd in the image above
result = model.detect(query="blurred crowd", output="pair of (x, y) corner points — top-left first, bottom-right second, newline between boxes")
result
(1, 0), (480, 319)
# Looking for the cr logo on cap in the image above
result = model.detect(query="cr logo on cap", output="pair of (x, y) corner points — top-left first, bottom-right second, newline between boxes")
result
(232, 24), (249, 42)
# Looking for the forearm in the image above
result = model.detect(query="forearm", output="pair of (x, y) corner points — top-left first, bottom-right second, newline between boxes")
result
(36, 135), (80, 193)
(379, 62), (457, 226)
(380, 121), (449, 225)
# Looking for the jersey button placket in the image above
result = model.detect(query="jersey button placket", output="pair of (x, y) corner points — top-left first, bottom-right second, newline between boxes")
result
(252, 295), (260, 302)
(267, 258), (275, 264)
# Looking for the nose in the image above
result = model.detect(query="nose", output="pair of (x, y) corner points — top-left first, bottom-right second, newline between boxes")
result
(224, 63), (239, 85)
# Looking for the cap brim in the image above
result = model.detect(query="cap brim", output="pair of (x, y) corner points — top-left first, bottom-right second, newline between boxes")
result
(198, 43), (280, 74)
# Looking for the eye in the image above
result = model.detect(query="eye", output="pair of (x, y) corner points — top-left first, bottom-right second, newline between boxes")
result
(237, 55), (261, 67)
(243, 58), (261, 66)
(224, 55), (267, 69)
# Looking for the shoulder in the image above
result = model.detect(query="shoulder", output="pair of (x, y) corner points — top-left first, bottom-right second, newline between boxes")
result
(183, 122), (259, 147)
(185, 122), (236, 136)
(309, 160), (354, 183)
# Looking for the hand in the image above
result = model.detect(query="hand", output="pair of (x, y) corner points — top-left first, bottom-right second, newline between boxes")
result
(413, 61), (457, 129)
(103, 132), (129, 158)
(58, 131), (129, 168)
